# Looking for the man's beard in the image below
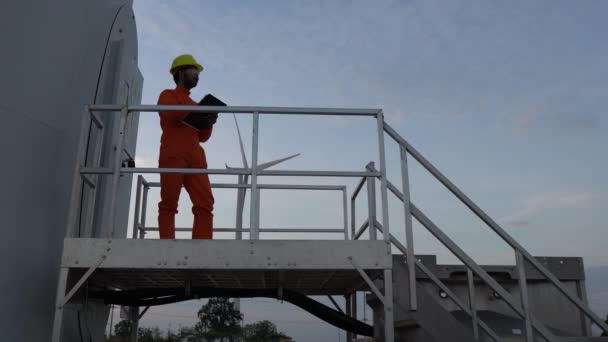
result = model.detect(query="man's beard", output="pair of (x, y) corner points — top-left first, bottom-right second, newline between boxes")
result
(184, 77), (198, 89)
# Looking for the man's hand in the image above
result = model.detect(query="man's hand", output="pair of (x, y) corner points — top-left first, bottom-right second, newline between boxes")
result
(207, 113), (218, 125)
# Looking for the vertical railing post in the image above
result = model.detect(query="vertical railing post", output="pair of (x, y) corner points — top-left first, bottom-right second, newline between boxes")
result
(516, 250), (534, 342)
(131, 221), (141, 341)
(383, 269), (394, 342)
(350, 197), (356, 240)
(235, 175), (244, 241)
(376, 110), (390, 243)
(399, 146), (417, 310)
(342, 187), (348, 240)
(132, 175), (143, 239)
(467, 268), (480, 340)
(83, 120), (105, 238)
(345, 294), (352, 342)
(365, 162), (377, 240)
(250, 111), (260, 240)
(351, 292), (358, 340)
(65, 105), (93, 238)
(376, 110), (394, 341)
(139, 182), (149, 239)
(107, 106), (129, 238)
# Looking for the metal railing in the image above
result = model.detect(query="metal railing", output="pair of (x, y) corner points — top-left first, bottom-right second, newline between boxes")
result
(131, 175), (350, 239)
(63, 103), (608, 341)
(64, 103), (397, 341)
(66, 104), (389, 242)
(350, 121), (608, 340)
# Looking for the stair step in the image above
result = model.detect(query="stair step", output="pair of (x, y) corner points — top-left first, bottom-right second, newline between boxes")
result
(395, 319), (419, 330)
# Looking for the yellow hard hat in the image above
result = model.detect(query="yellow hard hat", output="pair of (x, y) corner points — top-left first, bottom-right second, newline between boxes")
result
(170, 54), (204, 74)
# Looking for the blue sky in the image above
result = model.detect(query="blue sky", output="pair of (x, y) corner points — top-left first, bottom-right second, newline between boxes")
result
(125, 1), (607, 340)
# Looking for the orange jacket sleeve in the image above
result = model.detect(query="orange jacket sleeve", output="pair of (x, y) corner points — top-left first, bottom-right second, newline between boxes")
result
(157, 90), (189, 123)
(198, 127), (213, 142)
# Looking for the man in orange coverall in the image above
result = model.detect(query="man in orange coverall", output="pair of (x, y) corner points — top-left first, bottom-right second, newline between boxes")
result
(157, 54), (217, 239)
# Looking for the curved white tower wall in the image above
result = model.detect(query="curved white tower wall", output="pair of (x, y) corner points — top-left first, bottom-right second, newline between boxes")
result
(0, 1), (142, 340)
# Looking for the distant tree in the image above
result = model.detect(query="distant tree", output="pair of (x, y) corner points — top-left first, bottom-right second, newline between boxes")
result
(165, 328), (182, 342)
(138, 326), (164, 342)
(114, 319), (132, 338)
(110, 319), (171, 342)
(241, 320), (292, 342)
(196, 297), (243, 341)
(108, 301), (291, 342)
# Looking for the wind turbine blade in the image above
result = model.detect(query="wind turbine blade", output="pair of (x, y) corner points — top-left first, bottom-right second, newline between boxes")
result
(257, 153), (301, 170)
(234, 114), (249, 168)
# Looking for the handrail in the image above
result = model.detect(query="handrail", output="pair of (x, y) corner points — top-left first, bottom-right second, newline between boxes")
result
(70, 104), (391, 245)
(382, 121), (608, 335)
(143, 228), (345, 233)
(363, 171), (555, 339)
(82, 167), (379, 177)
(409, 203), (556, 340)
(371, 221), (499, 342)
(90, 104), (381, 116)
(134, 177), (351, 239)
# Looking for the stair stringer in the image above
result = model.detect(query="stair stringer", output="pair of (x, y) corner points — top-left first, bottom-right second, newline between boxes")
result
(367, 256), (482, 342)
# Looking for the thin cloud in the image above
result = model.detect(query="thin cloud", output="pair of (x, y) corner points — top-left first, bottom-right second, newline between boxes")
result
(511, 111), (600, 135)
(499, 191), (594, 226)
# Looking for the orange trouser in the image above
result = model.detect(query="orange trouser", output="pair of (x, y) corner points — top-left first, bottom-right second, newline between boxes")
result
(158, 145), (214, 239)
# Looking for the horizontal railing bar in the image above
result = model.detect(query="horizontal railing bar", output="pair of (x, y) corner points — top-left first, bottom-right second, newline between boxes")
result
(80, 167), (251, 175)
(383, 123), (608, 333)
(86, 104), (381, 116)
(143, 228), (250, 233)
(262, 228), (344, 233)
(142, 182), (345, 191)
(258, 170), (380, 177)
(258, 184), (346, 191)
(144, 182), (250, 189)
(212, 183), (248, 189)
(121, 168), (251, 175)
(351, 176), (367, 201)
(80, 167), (113, 174)
(81, 167), (378, 178)
(143, 227), (344, 233)
(353, 219), (370, 240)
(88, 104), (123, 111)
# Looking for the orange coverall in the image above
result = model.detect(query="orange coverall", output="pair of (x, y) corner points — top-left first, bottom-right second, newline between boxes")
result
(157, 85), (214, 239)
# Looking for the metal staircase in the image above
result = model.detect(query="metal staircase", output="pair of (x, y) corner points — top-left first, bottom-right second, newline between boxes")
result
(51, 104), (607, 342)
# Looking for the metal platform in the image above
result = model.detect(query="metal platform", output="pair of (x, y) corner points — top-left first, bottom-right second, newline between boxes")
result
(50, 104), (608, 342)
(62, 238), (390, 296)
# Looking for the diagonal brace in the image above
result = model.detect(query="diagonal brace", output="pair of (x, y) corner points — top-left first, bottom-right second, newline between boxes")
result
(327, 295), (344, 314)
(348, 256), (385, 306)
(61, 255), (106, 307)
(138, 306), (151, 320)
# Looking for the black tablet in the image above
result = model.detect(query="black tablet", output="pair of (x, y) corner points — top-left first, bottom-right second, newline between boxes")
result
(182, 94), (227, 130)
